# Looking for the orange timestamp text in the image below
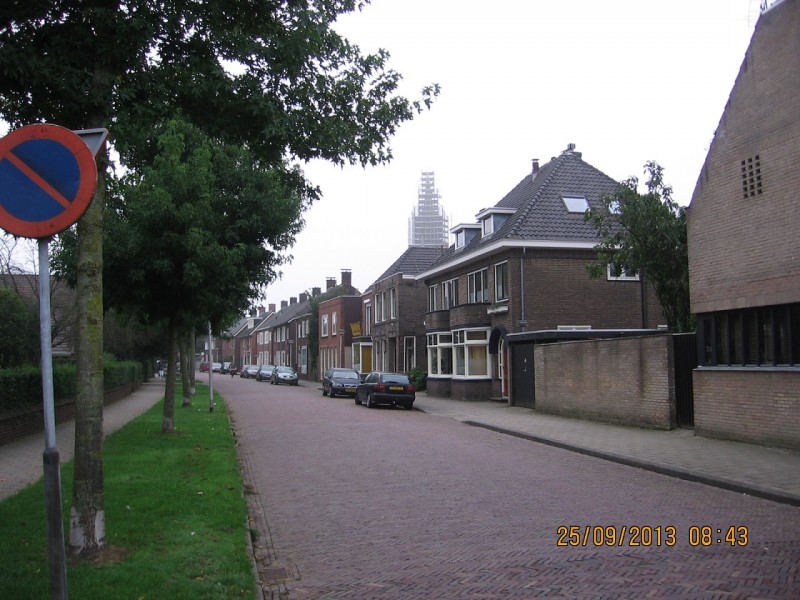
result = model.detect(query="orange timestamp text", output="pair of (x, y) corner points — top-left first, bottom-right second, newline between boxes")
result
(556, 525), (749, 547)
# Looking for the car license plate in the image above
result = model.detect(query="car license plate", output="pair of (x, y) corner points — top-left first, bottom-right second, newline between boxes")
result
(346, 386), (356, 392)
(389, 386), (403, 391)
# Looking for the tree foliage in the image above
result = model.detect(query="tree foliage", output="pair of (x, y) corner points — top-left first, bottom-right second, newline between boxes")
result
(0, 288), (39, 368)
(1, 0), (437, 558)
(585, 161), (692, 333)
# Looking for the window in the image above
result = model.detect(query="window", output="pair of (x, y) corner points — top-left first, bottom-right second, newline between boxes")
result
(332, 312), (337, 335)
(494, 262), (508, 301)
(562, 195), (589, 213)
(467, 268), (488, 303)
(389, 287), (397, 319)
(452, 328), (490, 378)
(455, 230), (466, 248)
(427, 333), (453, 376)
(429, 285), (438, 311)
(482, 217), (494, 237)
(698, 303), (800, 367)
(442, 278), (458, 309)
(322, 314), (329, 337)
(364, 302), (372, 335)
(607, 264), (640, 281)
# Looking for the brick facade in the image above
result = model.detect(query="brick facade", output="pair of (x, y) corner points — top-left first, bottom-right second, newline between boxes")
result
(693, 369), (799, 449)
(687, 1), (800, 449)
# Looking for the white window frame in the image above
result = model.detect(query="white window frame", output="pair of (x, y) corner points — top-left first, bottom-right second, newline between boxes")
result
(332, 312), (337, 335)
(607, 264), (640, 281)
(494, 261), (508, 302)
(442, 278), (458, 309)
(427, 332), (453, 377)
(429, 284), (438, 311)
(322, 314), (329, 337)
(389, 287), (397, 320)
(452, 328), (490, 379)
(467, 268), (488, 303)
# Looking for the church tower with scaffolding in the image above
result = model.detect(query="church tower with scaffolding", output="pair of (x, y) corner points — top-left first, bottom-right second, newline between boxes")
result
(408, 171), (449, 247)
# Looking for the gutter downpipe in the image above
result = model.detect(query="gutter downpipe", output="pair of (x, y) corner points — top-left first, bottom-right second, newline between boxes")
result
(518, 247), (527, 330)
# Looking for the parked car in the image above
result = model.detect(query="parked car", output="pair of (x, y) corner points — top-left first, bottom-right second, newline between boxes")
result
(212, 362), (223, 373)
(322, 368), (361, 397)
(221, 361), (232, 374)
(256, 364), (276, 382)
(355, 372), (416, 409)
(199, 362), (210, 373)
(270, 366), (298, 386)
(241, 364), (259, 378)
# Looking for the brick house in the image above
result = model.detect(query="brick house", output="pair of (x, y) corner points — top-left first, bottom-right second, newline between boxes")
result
(364, 246), (444, 374)
(265, 293), (313, 377)
(417, 144), (663, 402)
(688, 0), (800, 449)
(317, 270), (360, 377)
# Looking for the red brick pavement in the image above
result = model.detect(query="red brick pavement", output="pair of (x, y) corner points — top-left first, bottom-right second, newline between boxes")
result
(216, 376), (800, 599)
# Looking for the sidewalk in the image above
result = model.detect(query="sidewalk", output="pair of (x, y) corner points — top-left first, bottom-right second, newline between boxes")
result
(414, 393), (800, 507)
(0, 380), (165, 502)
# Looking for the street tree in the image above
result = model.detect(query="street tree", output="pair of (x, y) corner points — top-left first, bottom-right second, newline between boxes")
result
(105, 118), (311, 430)
(1, 0), (437, 559)
(584, 161), (692, 333)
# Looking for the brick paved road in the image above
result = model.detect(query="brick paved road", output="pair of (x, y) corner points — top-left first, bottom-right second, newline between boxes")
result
(214, 375), (800, 599)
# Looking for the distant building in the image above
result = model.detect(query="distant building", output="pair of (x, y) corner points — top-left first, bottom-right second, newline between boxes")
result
(408, 171), (449, 247)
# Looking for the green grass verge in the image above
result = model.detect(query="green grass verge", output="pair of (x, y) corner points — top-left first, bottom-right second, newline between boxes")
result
(0, 384), (256, 599)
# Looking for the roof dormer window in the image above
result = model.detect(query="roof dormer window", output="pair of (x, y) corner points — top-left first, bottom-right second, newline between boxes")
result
(562, 195), (589, 213)
(452, 223), (482, 249)
(476, 207), (516, 238)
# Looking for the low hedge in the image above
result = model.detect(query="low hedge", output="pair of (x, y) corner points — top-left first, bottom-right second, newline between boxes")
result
(0, 360), (143, 416)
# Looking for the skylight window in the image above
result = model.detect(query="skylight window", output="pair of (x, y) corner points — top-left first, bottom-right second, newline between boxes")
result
(562, 195), (589, 213)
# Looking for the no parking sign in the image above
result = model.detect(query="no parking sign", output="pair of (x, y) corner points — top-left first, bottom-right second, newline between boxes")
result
(0, 123), (101, 239)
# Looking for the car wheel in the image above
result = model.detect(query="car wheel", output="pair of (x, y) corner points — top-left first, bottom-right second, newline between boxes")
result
(354, 392), (362, 405)
(366, 393), (375, 408)
(405, 402), (414, 410)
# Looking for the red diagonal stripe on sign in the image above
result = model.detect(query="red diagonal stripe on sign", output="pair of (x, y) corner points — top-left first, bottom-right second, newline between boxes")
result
(5, 150), (71, 209)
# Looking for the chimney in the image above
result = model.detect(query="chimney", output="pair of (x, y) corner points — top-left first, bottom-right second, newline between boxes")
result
(281, 300), (288, 309)
(257, 305), (265, 316)
(312, 287), (321, 297)
(268, 303), (276, 313)
(531, 158), (539, 182)
(290, 296), (297, 305)
(326, 277), (336, 290)
(341, 269), (352, 288)
(299, 292), (308, 303)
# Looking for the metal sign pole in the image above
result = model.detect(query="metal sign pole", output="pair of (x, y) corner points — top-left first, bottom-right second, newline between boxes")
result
(208, 322), (214, 412)
(39, 238), (68, 599)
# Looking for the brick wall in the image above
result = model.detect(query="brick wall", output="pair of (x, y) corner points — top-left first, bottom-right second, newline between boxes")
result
(693, 369), (800, 449)
(534, 335), (675, 429)
(688, 2), (800, 313)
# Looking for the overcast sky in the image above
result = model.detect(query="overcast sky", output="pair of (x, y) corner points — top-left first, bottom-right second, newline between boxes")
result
(263, 0), (763, 306)
(1, 0), (765, 313)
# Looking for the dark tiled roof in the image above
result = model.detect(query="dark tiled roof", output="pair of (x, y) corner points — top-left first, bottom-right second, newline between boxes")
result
(373, 246), (445, 285)
(425, 148), (619, 272)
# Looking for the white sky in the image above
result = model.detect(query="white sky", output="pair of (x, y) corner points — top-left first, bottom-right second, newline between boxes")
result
(264, 0), (763, 306)
(2, 0), (764, 310)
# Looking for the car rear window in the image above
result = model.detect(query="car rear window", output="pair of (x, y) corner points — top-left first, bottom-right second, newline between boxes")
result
(382, 374), (410, 385)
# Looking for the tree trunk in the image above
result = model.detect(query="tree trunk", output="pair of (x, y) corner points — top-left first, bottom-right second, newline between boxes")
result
(162, 319), (177, 432)
(188, 328), (196, 395)
(180, 330), (192, 407)
(69, 168), (106, 559)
